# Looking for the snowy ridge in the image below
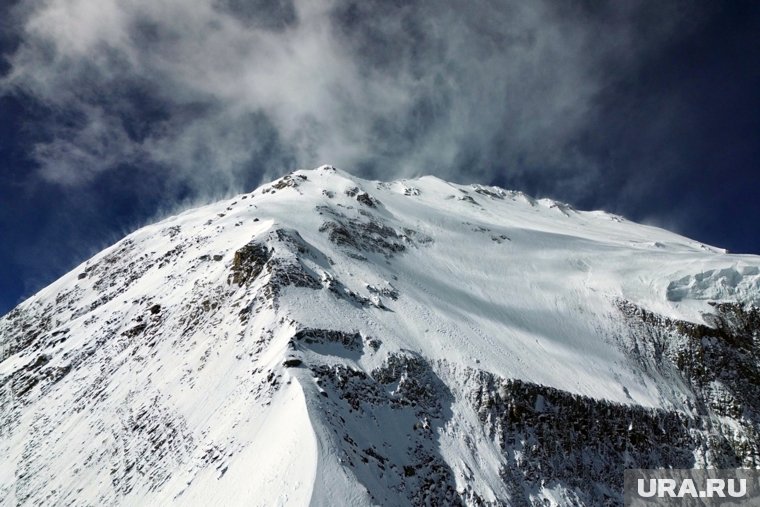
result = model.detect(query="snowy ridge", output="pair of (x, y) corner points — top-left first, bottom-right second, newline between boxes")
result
(1, 165), (759, 506)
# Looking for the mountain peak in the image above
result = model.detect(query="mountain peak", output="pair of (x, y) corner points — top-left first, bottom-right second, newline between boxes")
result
(2, 167), (759, 505)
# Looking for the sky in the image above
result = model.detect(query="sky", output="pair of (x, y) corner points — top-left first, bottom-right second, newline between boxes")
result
(1, 0), (759, 315)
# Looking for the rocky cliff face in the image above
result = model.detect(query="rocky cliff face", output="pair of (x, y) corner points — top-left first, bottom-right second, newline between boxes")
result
(1, 166), (759, 506)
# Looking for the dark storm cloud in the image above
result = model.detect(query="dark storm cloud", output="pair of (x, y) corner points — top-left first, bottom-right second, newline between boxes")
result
(1, 0), (695, 199)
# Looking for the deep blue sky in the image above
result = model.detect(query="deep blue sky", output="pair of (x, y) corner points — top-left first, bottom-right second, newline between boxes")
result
(1, 0), (759, 316)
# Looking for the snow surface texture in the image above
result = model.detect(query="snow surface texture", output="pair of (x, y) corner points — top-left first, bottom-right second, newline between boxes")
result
(1, 166), (759, 506)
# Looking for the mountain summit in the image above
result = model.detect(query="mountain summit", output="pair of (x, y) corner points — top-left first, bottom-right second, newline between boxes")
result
(2, 166), (759, 505)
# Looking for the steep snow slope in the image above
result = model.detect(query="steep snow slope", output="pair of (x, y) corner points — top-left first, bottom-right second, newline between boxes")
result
(1, 166), (759, 506)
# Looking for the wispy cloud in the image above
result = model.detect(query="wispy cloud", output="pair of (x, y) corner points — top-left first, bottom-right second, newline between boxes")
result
(2, 0), (688, 198)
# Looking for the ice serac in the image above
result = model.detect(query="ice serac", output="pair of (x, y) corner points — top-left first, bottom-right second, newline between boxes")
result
(1, 165), (759, 506)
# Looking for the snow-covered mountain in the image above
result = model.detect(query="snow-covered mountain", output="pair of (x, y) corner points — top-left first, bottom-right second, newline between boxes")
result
(2, 165), (759, 506)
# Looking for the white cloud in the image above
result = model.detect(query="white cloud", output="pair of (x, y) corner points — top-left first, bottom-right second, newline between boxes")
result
(2, 0), (684, 197)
